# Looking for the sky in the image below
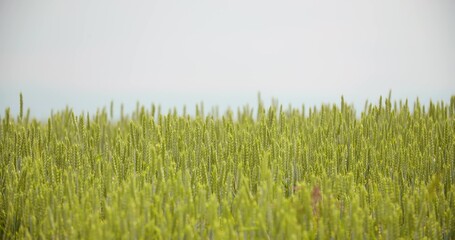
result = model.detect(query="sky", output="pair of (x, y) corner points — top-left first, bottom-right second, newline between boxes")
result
(1, 0), (454, 119)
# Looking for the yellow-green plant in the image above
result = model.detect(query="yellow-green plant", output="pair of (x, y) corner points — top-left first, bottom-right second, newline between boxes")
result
(1, 94), (454, 239)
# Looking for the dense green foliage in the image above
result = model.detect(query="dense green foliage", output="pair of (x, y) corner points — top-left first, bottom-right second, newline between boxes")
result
(1, 94), (455, 239)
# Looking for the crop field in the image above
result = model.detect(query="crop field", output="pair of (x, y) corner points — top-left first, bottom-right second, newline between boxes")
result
(1, 94), (454, 239)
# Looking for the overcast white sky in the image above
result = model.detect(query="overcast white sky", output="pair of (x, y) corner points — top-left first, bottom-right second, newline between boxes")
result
(1, 0), (454, 118)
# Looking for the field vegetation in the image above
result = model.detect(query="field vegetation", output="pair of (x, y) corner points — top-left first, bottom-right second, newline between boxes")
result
(1, 94), (454, 239)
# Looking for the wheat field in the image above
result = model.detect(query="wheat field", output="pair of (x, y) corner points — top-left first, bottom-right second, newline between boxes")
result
(1, 94), (454, 239)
